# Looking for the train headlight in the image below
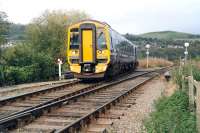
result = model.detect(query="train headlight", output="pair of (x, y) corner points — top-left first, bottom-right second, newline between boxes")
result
(97, 50), (102, 54)
(95, 65), (107, 73)
(72, 51), (76, 55)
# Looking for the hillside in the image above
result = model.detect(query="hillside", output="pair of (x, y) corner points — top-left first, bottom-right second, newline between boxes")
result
(124, 32), (200, 61)
(139, 31), (200, 40)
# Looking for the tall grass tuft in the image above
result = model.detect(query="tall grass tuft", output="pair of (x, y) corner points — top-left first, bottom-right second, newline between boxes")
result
(138, 57), (173, 68)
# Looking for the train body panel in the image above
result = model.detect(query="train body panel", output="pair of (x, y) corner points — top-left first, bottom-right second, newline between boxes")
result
(67, 20), (137, 79)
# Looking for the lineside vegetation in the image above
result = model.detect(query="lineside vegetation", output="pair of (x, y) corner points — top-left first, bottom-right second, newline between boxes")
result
(0, 10), (89, 86)
(138, 57), (173, 68)
(144, 63), (200, 133)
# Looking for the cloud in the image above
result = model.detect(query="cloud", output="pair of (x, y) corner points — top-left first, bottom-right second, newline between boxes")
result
(0, 0), (199, 34)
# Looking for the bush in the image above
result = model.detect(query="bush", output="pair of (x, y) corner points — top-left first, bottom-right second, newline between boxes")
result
(1, 65), (37, 85)
(144, 91), (197, 133)
(1, 44), (57, 86)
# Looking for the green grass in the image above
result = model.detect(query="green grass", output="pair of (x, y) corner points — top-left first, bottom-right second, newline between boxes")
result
(192, 67), (200, 81)
(144, 64), (200, 133)
(144, 91), (197, 133)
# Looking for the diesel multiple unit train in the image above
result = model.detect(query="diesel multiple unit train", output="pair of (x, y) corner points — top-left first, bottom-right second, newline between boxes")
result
(67, 20), (138, 79)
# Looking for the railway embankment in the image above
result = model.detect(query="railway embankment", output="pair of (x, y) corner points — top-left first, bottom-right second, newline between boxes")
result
(143, 64), (200, 133)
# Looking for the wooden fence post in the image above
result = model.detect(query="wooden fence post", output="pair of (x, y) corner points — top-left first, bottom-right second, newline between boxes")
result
(188, 76), (194, 109)
(194, 80), (200, 132)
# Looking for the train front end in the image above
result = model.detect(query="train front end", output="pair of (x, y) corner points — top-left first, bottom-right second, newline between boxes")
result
(67, 20), (110, 79)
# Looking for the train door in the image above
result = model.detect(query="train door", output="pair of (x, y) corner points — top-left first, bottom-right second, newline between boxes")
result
(82, 30), (93, 62)
(79, 23), (97, 73)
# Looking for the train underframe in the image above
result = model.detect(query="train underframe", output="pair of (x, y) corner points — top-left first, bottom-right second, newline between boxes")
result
(73, 60), (138, 79)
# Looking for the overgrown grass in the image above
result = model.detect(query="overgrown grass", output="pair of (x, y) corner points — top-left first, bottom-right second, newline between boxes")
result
(171, 64), (200, 90)
(192, 66), (200, 81)
(138, 57), (173, 68)
(144, 91), (197, 133)
(144, 63), (200, 133)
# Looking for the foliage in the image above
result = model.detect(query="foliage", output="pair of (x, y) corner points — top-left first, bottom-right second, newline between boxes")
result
(0, 11), (10, 45)
(8, 23), (26, 40)
(26, 10), (89, 59)
(0, 43), (56, 86)
(0, 11), (10, 66)
(171, 64), (200, 90)
(190, 60), (200, 81)
(171, 67), (183, 89)
(125, 33), (200, 61)
(0, 10), (89, 86)
(144, 91), (197, 133)
(192, 66), (200, 81)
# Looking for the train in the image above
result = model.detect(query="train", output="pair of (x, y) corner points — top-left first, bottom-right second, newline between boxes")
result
(67, 20), (138, 79)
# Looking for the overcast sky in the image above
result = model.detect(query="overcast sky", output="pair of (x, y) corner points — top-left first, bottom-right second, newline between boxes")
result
(0, 0), (199, 34)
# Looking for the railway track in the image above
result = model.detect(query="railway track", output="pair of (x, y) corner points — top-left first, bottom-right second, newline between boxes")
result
(0, 71), (147, 121)
(0, 80), (93, 119)
(0, 67), (169, 133)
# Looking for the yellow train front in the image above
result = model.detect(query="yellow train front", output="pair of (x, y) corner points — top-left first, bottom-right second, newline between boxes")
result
(67, 20), (138, 79)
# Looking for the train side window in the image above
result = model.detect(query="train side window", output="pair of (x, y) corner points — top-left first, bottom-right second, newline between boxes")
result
(132, 47), (134, 56)
(97, 29), (107, 50)
(109, 29), (114, 50)
(70, 28), (79, 49)
(110, 36), (114, 50)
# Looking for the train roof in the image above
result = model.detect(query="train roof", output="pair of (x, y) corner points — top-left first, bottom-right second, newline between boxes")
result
(69, 19), (111, 28)
(69, 19), (137, 47)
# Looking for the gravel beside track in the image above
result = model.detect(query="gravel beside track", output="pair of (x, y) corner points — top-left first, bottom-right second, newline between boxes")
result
(109, 77), (164, 133)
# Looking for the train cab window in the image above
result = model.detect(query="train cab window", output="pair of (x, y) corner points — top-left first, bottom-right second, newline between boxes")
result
(70, 28), (79, 49)
(97, 29), (107, 50)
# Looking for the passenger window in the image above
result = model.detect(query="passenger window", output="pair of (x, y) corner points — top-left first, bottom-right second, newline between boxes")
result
(97, 29), (107, 50)
(70, 28), (79, 49)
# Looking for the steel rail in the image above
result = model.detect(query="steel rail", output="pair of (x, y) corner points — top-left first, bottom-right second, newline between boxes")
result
(0, 71), (151, 131)
(0, 80), (79, 106)
(56, 74), (157, 133)
(0, 71), (145, 121)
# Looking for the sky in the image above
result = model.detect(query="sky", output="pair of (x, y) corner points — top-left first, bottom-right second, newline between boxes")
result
(0, 0), (200, 34)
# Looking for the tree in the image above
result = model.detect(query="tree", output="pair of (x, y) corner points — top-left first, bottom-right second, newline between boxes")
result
(0, 11), (10, 85)
(1, 10), (90, 86)
(0, 11), (9, 45)
(0, 11), (10, 59)
(26, 10), (89, 59)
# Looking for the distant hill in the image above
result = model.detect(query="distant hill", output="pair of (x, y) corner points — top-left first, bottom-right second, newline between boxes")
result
(139, 31), (200, 40)
(124, 32), (200, 60)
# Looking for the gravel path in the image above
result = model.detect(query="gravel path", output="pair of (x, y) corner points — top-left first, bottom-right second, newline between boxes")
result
(109, 77), (165, 133)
